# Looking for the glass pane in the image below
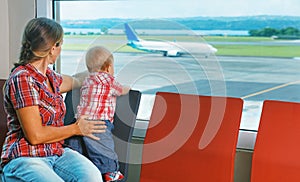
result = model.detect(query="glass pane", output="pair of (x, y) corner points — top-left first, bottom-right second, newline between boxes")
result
(54, 0), (300, 131)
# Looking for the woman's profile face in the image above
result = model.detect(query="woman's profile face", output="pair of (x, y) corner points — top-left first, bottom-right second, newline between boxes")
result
(50, 39), (63, 64)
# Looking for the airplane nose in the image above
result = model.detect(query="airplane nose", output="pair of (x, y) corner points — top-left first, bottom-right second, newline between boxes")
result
(208, 44), (217, 53)
(212, 47), (218, 53)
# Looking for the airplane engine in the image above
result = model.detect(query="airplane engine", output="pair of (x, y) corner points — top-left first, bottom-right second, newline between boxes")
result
(165, 50), (180, 57)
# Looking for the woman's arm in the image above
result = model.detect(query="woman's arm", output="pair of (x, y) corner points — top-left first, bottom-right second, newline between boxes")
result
(17, 106), (106, 145)
(60, 74), (81, 93)
(60, 71), (89, 93)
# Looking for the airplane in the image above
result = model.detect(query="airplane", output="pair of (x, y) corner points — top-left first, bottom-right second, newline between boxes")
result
(124, 23), (218, 57)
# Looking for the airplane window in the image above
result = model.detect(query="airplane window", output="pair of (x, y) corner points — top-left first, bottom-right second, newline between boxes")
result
(54, 0), (300, 131)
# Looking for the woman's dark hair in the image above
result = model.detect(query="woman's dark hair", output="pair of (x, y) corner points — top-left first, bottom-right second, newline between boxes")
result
(15, 17), (63, 68)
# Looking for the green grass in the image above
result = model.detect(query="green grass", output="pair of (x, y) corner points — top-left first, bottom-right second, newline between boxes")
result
(62, 35), (299, 58)
(203, 36), (273, 42)
(214, 45), (300, 57)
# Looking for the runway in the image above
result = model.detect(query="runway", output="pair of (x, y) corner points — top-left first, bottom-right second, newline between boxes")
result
(60, 51), (300, 130)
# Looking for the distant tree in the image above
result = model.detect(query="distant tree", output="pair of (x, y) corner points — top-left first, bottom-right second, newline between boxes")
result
(249, 29), (259, 36)
(249, 27), (300, 37)
(260, 27), (278, 36)
(280, 27), (300, 36)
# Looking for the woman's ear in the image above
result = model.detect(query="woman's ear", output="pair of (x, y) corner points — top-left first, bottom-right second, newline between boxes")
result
(49, 45), (56, 56)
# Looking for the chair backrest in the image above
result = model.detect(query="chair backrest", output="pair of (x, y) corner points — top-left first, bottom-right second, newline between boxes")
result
(0, 79), (8, 155)
(112, 90), (141, 181)
(64, 88), (80, 125)
(64, 88), (141, 182)
(251, 100), (300, 182)
(140, 92), (243, 182)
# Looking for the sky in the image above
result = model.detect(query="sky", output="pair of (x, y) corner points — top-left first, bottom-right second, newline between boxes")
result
(58, 0), (300, 20)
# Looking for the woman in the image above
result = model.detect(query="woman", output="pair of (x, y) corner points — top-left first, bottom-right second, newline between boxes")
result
(1, 17), (105, 182)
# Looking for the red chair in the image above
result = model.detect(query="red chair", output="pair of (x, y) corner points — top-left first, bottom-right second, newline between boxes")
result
(251, 100), (300, 182)
(140, 92), (243, 182)
(0, 79), (8, 155)
(0, 79), (8, 178)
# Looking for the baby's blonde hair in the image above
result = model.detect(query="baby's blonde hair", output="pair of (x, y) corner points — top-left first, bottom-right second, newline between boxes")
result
(85, 46), (113, 73)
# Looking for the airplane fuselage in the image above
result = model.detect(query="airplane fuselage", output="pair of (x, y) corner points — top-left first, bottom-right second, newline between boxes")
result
(127, 40), (217, 57)
(124, 23), (217, 57)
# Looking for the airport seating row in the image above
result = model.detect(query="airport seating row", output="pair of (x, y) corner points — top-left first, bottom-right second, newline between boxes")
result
(1, 78), (300, 181)
(138, 92), (300, 182)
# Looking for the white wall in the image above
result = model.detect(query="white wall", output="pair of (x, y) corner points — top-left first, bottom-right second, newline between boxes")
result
(0, 0), (35, 79)
(0, 0), (10, 79)
(36, 0), (52, 18)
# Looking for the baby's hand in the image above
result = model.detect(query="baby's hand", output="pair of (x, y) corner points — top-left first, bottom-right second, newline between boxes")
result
(122, 86), (131, 95)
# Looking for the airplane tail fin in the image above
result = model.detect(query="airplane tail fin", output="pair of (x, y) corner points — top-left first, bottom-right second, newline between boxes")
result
(124, 23), (140, 42)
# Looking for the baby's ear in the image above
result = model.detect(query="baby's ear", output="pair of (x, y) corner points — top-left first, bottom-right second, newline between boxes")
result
(101, 65), (109, 73)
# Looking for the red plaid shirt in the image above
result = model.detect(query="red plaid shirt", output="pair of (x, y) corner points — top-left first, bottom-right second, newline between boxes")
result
(1, 64), (65, 166)
(76, 72), (123, 121)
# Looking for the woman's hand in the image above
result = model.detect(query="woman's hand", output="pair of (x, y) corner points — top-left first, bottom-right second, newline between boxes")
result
(75, 115), (107, 140)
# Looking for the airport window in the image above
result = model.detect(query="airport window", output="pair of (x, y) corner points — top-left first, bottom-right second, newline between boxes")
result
(54, 0), (300, 132)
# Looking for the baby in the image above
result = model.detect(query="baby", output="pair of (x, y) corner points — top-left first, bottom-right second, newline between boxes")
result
(76, 46), (130, 181)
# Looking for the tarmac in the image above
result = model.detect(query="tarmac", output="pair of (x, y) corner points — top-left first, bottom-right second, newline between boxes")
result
(60, 51), (300, 132)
